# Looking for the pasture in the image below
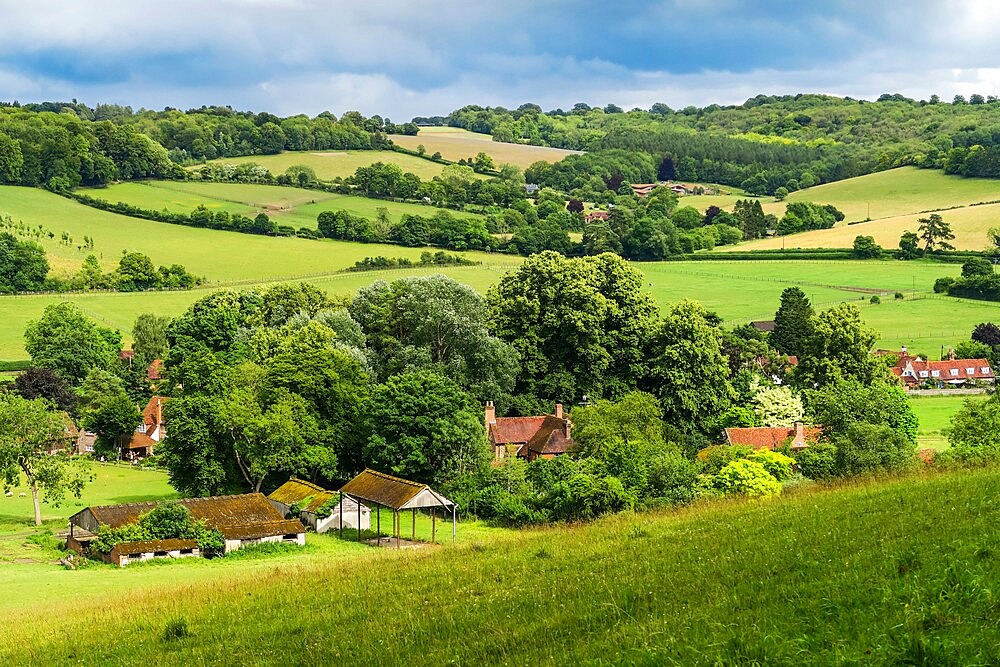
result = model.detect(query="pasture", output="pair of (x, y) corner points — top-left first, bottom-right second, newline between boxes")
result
(389, 126), (581, 168)
(908, 393), (985, 450)
(3, 468), (1000, 664)
(191, 149), (457, 181)
(83, 180), (483, 231)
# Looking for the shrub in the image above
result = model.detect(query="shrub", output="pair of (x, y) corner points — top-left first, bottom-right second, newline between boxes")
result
(747, 449), (795, 482)
(870, 295), (881, 304)
(545, 473), (634, 521)
(934, 277), (956, 293)
(714, 459), (782, 498)
(894, 292), (904, 300)
(162, 618), (190, 642)
(646, 452), (700, 505)
(831, 423), (917, 477)
(697, 445), (754, 475)
(794, 442), (838, 480)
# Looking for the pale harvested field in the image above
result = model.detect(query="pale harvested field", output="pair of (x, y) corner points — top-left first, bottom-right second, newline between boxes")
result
(389, 126), (581, 169)
(727, 201), (1000, 251)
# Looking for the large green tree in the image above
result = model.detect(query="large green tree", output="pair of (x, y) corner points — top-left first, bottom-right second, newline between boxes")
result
(487, 251), (658, 405)
(795, 303), (881, 388)
(770, 287), (813, 358)
(79, 369), (141, 457)
(363, 371), (489, 486)
(24, 302), (121, 384)
(131, 313), (172, 368)
(350, 275), (519, 408)
(0, 232), (48, 293)
(0, 394), (91, 525)
(805, 377), (918, 445)
(644, 300), (734, 432)
(917, 213), (956, 254)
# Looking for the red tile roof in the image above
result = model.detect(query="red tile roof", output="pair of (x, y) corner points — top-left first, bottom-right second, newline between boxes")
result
(724, 425), (820, 450)
(146, 359), (164, 381)
(489, 417), (547, 446)
(143, 396), (169, 429)
(526, 415), (574, 456)
(892, 357), (993, 384)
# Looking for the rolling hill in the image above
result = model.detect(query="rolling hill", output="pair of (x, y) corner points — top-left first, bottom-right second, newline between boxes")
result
(191, 149), (468, 181)
(389, 126), (582, 169)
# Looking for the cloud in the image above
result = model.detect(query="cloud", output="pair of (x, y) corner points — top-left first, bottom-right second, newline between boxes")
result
(0, 0), (998, 118)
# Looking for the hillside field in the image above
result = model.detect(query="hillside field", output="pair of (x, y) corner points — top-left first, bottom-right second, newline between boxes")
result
(389, 126), (581, 168)
(3, 468), (1000, 664)
(82, 180), (483, 231)
(190, 149), (461, 181)
(909, 393), (986, 450)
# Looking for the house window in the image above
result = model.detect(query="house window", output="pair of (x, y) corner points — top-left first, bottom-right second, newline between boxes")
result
(931, 370), (940, 377)
(983, 367), (992, 374)
(950, 369), (959, 376)
(967, 368), (975, 375)
(919, 371), (929, 378)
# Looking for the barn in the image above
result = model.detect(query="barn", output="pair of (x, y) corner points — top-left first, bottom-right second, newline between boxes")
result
(268, 479), (371, 533)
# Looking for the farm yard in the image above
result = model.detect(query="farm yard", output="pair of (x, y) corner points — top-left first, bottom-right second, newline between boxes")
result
(190, 149), (463, 181)
(389, 126), (582, 168)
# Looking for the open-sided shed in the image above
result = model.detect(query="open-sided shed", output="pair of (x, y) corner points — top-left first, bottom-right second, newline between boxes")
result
(338, 469), (457, 547)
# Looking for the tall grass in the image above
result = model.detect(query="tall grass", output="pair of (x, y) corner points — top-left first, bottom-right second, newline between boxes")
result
(3, 468), (999, 664)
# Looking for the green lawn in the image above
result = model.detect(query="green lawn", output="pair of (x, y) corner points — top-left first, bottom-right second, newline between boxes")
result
(82, 180), (483, 231)
(193, 149), (459, 181)
(908, 393), (986, 450)
(4, 468), (1000, 664)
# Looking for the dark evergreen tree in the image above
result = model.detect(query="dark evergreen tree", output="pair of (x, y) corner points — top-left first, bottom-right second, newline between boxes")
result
(770, 287), (814, 358)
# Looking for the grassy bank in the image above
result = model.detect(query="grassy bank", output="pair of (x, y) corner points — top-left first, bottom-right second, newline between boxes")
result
(3, 468), (1000, 664)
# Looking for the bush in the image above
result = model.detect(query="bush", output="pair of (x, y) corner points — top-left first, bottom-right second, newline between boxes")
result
(646, 452), (700, 505)
(794, 442), (838, 480)
(747, 449), (795, 482)
(894, 292), (904, 300)
(545, 473), (634, 521)
(831, 423), (917, 477)
(162, 618), (190, 642)
(934, 277), (956, 293)
(870, 295), (881, 304)
(697, 444), (754, 475)
(714, 459), (782, 498)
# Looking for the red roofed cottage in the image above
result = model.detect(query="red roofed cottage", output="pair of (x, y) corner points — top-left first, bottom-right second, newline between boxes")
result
(486, 401), (574, 462)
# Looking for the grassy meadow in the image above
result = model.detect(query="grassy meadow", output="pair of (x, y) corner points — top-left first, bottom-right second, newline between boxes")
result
(389, 126), (581, 168)
(191, 149), (459, 181)
(3, 468), (1000, 664)
(82, 180), (483, 230)
(909, 393), (985, 450)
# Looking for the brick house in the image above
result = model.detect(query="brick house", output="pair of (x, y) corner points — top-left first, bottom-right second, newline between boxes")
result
(890, 349), (994, 388)
(724, 422), (820, 451)
(485, 401), (574, 462)
(126, 396), (169, 458)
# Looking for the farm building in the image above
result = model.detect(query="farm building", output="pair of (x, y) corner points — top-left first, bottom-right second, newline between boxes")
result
(268, 478), (370, 533)
(340, 469), (458, 546)
(485, 401), (574, 461)
(724, 422), (820, 451)
(68, 493), (305, 565)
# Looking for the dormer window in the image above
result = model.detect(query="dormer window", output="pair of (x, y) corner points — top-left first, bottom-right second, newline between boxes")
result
(967, 368), (975, 375)
(919, 371), (929, 378)
(983, 367), (992, 374)
(950, 369), (959, 376)
(931, 370), (940, 377)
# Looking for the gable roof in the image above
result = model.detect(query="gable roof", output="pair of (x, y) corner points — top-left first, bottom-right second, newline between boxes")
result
(143, 396), (169, 428)
(268, 479), (335, 514)
(525, 415), (574, 456)
(724, 425), (820, 450)
(892, 357), (993, 383)
(146, 359), (164, 381)
(71, 493), (304, 540)
(489, 416), (547, 446)
(340, 469), (454, 510)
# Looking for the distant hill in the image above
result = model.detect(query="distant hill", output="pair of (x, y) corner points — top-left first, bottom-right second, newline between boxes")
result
(389, 126), (581, 170)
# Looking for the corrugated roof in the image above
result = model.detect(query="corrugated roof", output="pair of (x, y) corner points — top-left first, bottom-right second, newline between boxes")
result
(339, 469), (453, 510)
(72, 493), (304, 541)
(268, 479), (335, 513)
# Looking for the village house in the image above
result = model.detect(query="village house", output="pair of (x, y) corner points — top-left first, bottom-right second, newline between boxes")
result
(584, 210), (609, 224)
(127, 395), (169, 459)
(485, 401), (574, 462)
(268, 478), (371, 533)
(724, 422), (820, 451)
(889, 347), (994, 388)
(68, 493), (306, 566)
(629, 183), (659, 197)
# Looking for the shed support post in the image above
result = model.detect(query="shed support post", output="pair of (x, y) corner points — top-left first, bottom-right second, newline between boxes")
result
(396, 510), (400, 549)
(357, 495), (361, 544)
(338, 491), (343, 540)
(411, 509), (415, 540)
(376, 504), (381, 547)
(452, 504), (457, 543)
(432, 508), (436, 544)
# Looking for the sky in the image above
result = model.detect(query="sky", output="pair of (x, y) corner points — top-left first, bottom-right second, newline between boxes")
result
(2, 0), (1000, 119)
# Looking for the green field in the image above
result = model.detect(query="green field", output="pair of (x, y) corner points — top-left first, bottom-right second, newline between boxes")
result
(82, 180), (482, 231)
(390, 126), (581, 169)
(909, 393), (986, 450)
(4, 468), (1000, 664)
(193, 149), (460, 181)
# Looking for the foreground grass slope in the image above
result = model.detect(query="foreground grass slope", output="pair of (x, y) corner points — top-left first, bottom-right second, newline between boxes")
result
(4, 469), (1000, 665)
(389, 126), (582, 168)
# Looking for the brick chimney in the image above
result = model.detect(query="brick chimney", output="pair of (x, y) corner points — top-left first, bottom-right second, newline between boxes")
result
(155, 398), (163, 428)
(947, 348), (956, 361)
(484, 401), (496, 428)
(554, 403), (563, 419)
